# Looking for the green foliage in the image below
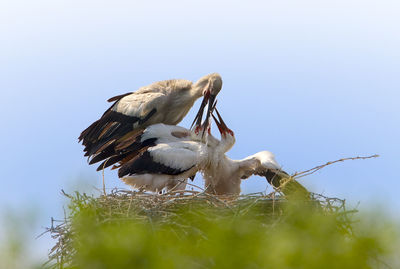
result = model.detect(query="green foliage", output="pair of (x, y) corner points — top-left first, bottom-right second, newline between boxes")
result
(0, 208), (42, 269)
(47, 191), (398, 269)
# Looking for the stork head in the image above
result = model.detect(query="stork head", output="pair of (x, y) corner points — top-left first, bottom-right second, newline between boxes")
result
(191, 120), (211, 142)
(212, 107), (235, 153)
(191, 73), (223, 132)
(246, 151), (309, 198)
(240, 151), (289, 188)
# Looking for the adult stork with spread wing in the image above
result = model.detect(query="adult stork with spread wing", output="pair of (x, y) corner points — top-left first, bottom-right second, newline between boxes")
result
(79, 73), (222, 164)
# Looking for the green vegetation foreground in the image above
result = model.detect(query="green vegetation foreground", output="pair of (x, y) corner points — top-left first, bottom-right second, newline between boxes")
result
(46, 190), (398, 269)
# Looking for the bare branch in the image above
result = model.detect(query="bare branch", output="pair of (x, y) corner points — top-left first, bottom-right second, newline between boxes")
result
(292, 154), (379, 179)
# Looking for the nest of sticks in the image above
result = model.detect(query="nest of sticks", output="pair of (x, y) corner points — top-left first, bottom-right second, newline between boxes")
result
(45, 191), (355, 268)
(44, 155), (377, 268)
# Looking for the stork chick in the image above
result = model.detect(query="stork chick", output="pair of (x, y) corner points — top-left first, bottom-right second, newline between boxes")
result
(116, 123), (211, 192)
(202, 109), (308, 197)
(109, 107), (308, 197)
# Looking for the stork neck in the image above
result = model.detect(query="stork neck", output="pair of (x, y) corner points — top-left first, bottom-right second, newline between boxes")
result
(190, 85), (204, 99)
(164, 86), (201, 125)
(205, 134), (220, 148)
(216, 134), (235, 154)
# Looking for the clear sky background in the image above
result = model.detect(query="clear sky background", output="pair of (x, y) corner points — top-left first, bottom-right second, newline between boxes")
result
(1, 0), (399, 265)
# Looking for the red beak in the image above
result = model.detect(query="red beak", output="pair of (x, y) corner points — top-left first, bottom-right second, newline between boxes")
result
(191, 82), (217, 138)
(212, 108), (233, 136)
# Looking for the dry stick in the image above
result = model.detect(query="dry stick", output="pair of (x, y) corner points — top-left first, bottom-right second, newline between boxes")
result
(101, 159), (109, 197)
(164, 179), (205, 195)
(166, 190), (201, 196)
(292, 154), (379, 179)
(185, 180), (205, 192)
(270, 154), (379, 197)
(201, 192), (234, 209)
(272, 192), (276, 215)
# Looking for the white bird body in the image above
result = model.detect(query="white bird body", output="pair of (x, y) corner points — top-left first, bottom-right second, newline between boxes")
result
(119, 124), (210, 192)
(202, 156), (242, 195)
(122, 169), (198, 193)
(200, 124), (283, 195)
(115, 118), (286, 195)
(202, 151), (284, 195)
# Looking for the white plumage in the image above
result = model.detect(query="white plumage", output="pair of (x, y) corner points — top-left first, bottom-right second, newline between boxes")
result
(79, 74), (306, 196)
(119, 124), (210, 192)
(147, 142), (207, 171)
(118, 110), (290, 195)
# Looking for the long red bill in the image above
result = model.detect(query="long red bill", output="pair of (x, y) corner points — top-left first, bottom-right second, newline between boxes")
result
(214, 108), (228, 131)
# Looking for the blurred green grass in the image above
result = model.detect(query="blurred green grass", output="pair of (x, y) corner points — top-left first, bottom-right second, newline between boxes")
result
(45, 190), (399, 269)
(0, 207), (43, 269)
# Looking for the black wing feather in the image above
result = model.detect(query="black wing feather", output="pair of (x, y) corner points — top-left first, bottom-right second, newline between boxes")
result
(79, 95), (157, 159)
(94, 137), (158, 171)
(107, 92), (132, 102)
(118, 151), (190, 178)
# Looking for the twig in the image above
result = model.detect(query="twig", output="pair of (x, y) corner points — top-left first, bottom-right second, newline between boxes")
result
(292, 154), (379, 179)
(101, 159), (108, 196)
(163, 179), (205, 195)
(60, 190), (71, 201)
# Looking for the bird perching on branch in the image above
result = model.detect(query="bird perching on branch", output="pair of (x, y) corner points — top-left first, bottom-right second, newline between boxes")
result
(78, 73), (222, 165)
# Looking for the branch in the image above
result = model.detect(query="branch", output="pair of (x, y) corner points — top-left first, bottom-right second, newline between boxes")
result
(292, 154), (379, 179)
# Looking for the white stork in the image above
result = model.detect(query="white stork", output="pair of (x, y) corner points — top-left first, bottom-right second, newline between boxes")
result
(95, 123), (211, 192)
(79, 73), (222, 165)
(107, 108), (306, 196)
(201, 109), (296, 195)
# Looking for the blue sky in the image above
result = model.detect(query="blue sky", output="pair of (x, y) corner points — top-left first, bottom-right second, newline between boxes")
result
(1, 0), (399, 264)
